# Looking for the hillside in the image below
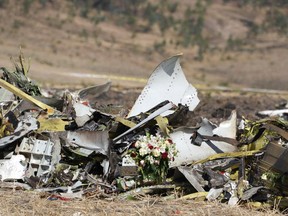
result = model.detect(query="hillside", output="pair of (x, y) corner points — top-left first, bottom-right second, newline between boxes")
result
(0, 0), (287, 90)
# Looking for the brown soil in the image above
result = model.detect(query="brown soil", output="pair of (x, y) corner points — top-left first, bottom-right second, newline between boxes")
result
(93, 86), (288, 125)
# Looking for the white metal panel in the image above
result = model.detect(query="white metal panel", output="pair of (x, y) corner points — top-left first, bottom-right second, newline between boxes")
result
(128, 55), (199, 117)
(0, 155), (27, 181)
(170, 112), (237, 167)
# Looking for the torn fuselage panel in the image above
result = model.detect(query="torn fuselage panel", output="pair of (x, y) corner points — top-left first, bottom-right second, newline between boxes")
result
(170, 111), (237, 167)
(128, 55), (199, 117)
(66, 130), (109, 156)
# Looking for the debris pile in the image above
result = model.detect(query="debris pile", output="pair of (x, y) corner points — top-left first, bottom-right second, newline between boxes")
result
(1, 54), (288, 210)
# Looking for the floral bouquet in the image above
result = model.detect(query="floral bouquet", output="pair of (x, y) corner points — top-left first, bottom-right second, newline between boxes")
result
(128, 133), (178, 184)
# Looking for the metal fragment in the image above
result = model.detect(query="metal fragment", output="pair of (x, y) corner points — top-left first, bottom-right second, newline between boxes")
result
(0, 116), (38, 148)
(128, 54), (199, 117)
(0, 155), (27, 181)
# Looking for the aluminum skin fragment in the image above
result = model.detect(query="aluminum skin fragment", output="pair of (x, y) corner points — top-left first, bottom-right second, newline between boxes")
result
(0, 155), (27, 181)
(128, 54), (199, 117)
(170, 111), (237, 167)
(0, 87), (14, 102)
(206, 188), (224, 201)
(78, 81), (111, 105)
(178, 166), (205, 192)
(73, 103), (96, 127)
(67, 130), (109, 156)
(241, 186), (264, 201)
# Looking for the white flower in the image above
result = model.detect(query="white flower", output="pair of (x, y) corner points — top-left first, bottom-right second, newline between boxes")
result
(139, 148), (149, 156)
(154, 160), (160, 165)
(152, 148), (160, 157)
(140, 160), (145, 166)
(135, 141), (140, 148)
(159, 146), (166, 153)
(140, 141), (147, 149)
(146, 155), (154, 164)
(165, 140), (170, 146)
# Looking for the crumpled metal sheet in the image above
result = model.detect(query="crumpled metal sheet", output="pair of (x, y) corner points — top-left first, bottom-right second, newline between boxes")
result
(177, 166), (206, 192)
(13, 97), (64, 114)
(0, 116), (38, 148)
(0, 155), (27, 181)
(73, 103), (96, 127)
(241, 186), (264, 201)
(66, 130), (109, 156)
(128, 54), (199, 117)
(78, 81), (111, 106)
(206, 188), (224, 201)
(259, 141), (288, 173)
(113, 101), (174, 142)
(170, 111), (237, 167)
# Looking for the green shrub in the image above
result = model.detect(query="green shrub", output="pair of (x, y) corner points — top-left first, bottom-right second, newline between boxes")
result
(23, 0), (34, 13)
(0, 0), (8, 8)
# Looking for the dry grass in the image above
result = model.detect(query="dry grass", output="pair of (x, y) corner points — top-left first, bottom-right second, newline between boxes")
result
(0, 190), (283, 216)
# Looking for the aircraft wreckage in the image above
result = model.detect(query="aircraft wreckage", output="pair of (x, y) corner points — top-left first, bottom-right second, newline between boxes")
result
(1, 54), (288, 210)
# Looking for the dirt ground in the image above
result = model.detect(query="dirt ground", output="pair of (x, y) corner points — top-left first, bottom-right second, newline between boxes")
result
(92, 86), (288, 125)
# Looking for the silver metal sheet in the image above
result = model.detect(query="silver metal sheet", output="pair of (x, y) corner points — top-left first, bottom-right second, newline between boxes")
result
(78, 81), (111, 102)
(257, 109), (288, 117)
(178, 166), (205, 192)
(67, 130), (109, 155)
